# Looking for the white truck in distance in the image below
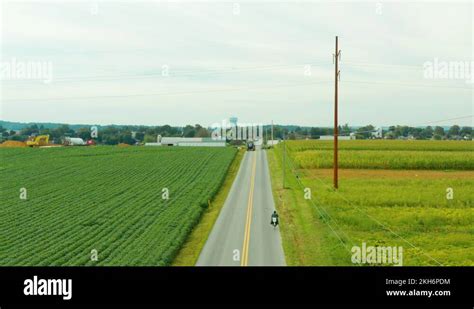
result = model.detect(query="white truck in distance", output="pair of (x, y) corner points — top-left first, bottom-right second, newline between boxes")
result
(63, 137), (86, 146)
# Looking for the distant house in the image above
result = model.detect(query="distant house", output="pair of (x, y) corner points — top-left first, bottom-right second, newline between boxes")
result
(371, 128), (383, 139)
(145, 137), (225, 147)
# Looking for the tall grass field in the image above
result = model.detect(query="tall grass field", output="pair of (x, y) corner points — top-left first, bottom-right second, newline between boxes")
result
(268, 140), (473, 266)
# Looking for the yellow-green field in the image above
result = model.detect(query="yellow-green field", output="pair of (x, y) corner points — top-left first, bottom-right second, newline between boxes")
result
(268, 140), (474, 266)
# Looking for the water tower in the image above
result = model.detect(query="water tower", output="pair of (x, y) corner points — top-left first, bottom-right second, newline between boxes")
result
(229, 116), (238, 126)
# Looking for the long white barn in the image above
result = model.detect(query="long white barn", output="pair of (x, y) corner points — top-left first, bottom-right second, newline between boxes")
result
(145, 137), (225, 147)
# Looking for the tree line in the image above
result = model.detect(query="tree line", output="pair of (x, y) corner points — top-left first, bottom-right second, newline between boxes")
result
(265, 124), (471, 140)
(0, 123), (471, 145)
(0, 124), (211, 145)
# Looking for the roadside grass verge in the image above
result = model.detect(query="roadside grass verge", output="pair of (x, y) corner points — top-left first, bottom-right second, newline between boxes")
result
(172, 148), (245, 266)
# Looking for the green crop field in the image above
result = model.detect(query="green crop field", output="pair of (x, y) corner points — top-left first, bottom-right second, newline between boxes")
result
(288, 140), (474, 152)
(268, 140), (474, 266)
(289, 140), (474, 170)
(0, 146), (236, 266)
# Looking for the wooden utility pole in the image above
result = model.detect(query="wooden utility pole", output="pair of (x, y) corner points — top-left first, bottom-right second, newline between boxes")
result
(265, 127), (268, 146)
(334, 36), (341, 189)
(282, 133), (286, 189)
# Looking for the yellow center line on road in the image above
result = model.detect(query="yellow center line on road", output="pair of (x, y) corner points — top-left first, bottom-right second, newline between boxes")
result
(241, 152), (257, 266)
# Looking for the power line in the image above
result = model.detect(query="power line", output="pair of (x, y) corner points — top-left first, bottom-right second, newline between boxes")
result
(1, 62), (332, 84)
(1, 80), (332, 102)
(422, 115), (474, 125)
(279, 142), (357, 258)
(310, 175), (443, 266)
(343, 60), (423, 71)
(2, 59), (458, 85)
(342, 80), (472, 90)
(280, 142), (444, 266)
(283, 142), (357, 247)
(4, 77), (471, 103)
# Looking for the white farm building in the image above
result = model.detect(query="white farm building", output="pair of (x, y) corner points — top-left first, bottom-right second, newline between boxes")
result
(145, 137), (225, 147)
(319, 134), (356, 140)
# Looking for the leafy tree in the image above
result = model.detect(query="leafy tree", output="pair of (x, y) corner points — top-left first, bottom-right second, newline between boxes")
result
(309, 127), (321, 138)
(384, 131), (396, 139)
(119, 132), (135, 145)
(448, 125), (461, 137)
(341, 123), (351, 135)
(183, 125), (195, 137)
(196, 127), (209, 137)
(160, 125), (173, 136)
(51, 125), (74, 141)
(39, 127), (52, 136)
(134, 132), (144, 141)
(144, 134), (157, 143)
(460, 126), (472, 136)
(11, 135), (27, 141)
(0, 126), (9, 138)
(20, 124), (39, 136)
(434, 126), (445, 137)
(76, 127), (91, 140)
(421, 126), (433, 139)
(411, 128), (423, 139)
(355, 125), (375, 139)
(288, 132), (297, 140)
(273, 126), (289, 139)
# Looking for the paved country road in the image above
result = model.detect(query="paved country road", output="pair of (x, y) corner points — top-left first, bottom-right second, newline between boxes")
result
(196, 148), (286, 266)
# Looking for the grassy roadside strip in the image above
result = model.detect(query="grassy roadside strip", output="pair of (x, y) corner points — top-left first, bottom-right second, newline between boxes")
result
(267, 147), (334, 266)
(172, 148), (245, 266)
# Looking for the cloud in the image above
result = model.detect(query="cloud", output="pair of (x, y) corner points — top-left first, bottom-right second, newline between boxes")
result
(1, 1), (472, 126)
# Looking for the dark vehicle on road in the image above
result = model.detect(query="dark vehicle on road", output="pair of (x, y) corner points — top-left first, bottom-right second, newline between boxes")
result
(270, 210), (279, 229)
(247, 141), (255, 151)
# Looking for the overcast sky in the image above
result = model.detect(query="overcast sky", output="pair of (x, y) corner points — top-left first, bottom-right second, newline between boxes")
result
(1, 0), (472, 127)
